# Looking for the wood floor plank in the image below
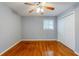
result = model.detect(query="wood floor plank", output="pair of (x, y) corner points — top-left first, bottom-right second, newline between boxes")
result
(1, 41), (77, 56)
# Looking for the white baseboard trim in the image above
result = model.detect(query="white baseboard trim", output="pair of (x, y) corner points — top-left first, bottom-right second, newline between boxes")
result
(0, 40), (22, 56)
(57, 40), (79, 56)
(74, 51), (79, 56)
(22, 39), (57, 41)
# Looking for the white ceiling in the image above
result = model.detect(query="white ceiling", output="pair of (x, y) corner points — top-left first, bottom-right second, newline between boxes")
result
(4, 2), (77, 16)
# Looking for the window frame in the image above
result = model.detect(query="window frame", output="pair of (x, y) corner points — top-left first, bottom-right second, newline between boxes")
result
(43, 20), (54, 30)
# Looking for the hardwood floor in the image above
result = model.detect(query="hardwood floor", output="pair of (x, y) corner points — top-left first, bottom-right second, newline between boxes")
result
(1, 41), (77, 56)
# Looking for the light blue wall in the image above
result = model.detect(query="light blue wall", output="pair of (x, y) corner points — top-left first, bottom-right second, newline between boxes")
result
(22, 16), (57, 39)
(0, 3), (21, 53)
(75, 6), (79, 53)
(58, 3), (79, 53)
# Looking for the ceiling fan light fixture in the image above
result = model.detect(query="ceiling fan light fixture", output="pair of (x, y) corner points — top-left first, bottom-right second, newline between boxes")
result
(36, 7), (44, 13)
(36, 7), (41, 13)
(41, 8), (44, 12)
(24, 2), (54, 15)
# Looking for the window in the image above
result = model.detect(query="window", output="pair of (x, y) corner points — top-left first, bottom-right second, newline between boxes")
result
(43, 20), (54, 30)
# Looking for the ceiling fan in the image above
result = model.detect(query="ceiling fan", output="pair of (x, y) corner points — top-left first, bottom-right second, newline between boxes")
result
(24, 2), (55, 15)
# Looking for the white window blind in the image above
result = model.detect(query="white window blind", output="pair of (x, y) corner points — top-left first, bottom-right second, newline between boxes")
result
(43, 20), (54, 30)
